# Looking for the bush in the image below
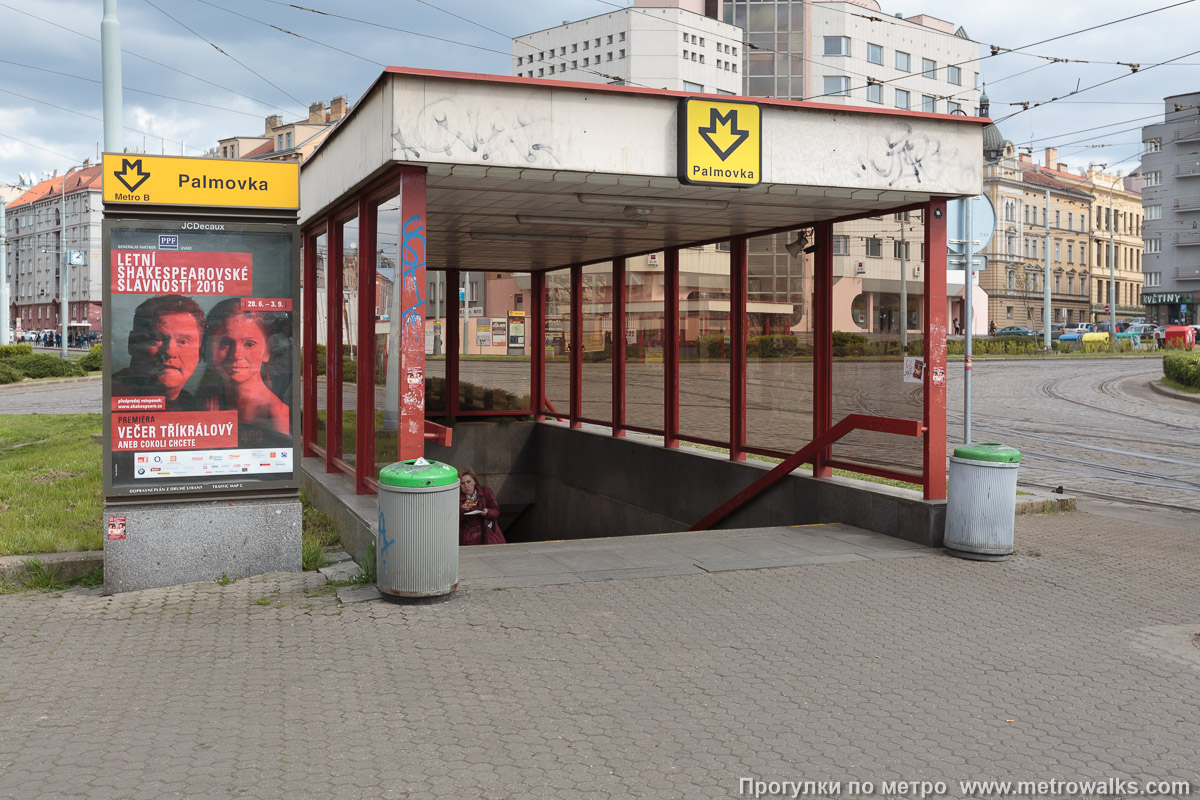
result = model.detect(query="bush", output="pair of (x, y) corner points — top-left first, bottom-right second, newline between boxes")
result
(750, 334), (798, 358)
(79, 344), (103, 372)
(0, 344), (33, 360)
(1163, 351), (1200, 390)
(831, 331), (868, 357)
(0, 362), (22, 384)
(696, 334), (728, 359)
(8, 354), (86, 379)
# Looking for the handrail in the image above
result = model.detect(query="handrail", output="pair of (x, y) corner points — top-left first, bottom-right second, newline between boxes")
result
(687, 414), (925, 531)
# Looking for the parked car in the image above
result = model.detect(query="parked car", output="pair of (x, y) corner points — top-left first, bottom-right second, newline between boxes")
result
(1125, 323), (1160, 345)
(1062, 322), (1094, 335)
(1050, 323), (1065, 340)
(995, 325), (1039, 339)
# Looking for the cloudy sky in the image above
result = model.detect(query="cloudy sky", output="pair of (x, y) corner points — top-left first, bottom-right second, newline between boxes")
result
(2, 0), (1197, 187)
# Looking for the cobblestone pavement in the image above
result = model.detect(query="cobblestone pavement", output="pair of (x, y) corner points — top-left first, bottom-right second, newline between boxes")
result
(1, 509), (1197, 799)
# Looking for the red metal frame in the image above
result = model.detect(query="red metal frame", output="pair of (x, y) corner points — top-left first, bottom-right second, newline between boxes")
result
(396, 168), (428, 462)
(664, 247), (680, 449)
(689, 414), (925, 531)
(569, 264), (583, 428)
(812, 222), (834, 478)
(355, 194), (377, 493)
(446, 269), (460, 423)
(922, 198), (949, 500)
(325, 219), (344, 473)
(729, 236), (748, 461)
(612, 257), (626, 438)
(301, 225), (323, 458)
(531, 271), (545, 420)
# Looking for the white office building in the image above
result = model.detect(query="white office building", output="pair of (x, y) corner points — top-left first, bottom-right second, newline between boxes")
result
(513, 1), (744, 95)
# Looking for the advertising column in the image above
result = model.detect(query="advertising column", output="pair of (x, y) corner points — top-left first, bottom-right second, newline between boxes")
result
(100, 154), (301, 593)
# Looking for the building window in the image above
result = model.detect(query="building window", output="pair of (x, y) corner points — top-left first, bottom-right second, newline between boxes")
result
(1145, 171), (1162, 187)
(691, 52), (697, 61)
(1067, 212), (1073, 230)
(583, 41), (589, 50)
(697, 54), (703, 64)
(922, 95), (935, 113)
(1144, 138), (1161, 153)
(893, 241), (910, 259)
(866, 83), (882, 103)
(539, 52), (545, 60)
(607, 35), (613, 44)
(285, 132), (292, 149)
(608, 52), (614, 62)
(682, 50), (688, 60)
(1055, 210), (1061, 227)
(1068, 242), (1074, 263)
(865, 238), (882, 257)
(619, 49), (625, 59)
(690, 35), (696, 44)
(947, 65), (961, 85)
(683, 80), (704, 92)
(824, 36), (850, 56)
(1146, 238), (1162, 254)
(947, 101), (962, 115)
(896, 51), (910, 71)
(582, 57), (589, 66)
(683, 33), (688, 43)
(1054, 240), (1061, 261)
(922, 58), (936, 78)
(894, 89), (909, 110)
(538, 68), (544, 76)
(1145, 205), (1162, 220)
(572, 60), (577, 69)
(1006, 306), (1013, 319)
(619, 32), (625, 41)
(699, 37), (705, 46)
(572, 43), (578, 53)
(823, 76), (850, 96)
(867, 43), (883, 64)
(833, 235), (850, 254)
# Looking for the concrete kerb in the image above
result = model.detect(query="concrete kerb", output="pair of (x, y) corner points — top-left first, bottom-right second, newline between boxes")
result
(1149, 379), (1200, 405)
(0, 374), (103, 390)
(0, 550), (104, 585)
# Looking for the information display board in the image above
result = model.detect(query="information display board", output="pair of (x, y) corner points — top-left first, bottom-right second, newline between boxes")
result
(102, 219), (300, 499)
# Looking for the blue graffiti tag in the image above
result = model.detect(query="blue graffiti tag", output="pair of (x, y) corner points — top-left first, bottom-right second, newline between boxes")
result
(378, 510), (394, 565)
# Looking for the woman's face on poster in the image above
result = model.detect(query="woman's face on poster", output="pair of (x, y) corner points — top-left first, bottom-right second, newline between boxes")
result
(211, 314), (269, 385)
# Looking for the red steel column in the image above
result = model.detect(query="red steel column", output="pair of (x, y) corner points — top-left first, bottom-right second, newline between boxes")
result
(570, 264), (582, 428)
(612, 258), (626, 437)
(396, 168), (427, 461)
(729, 235), (748, 461)
(923, 198), (948, 500)
(664, 248), (680, 448)
(356, 195), (377, 492)
(813, 222), (834, 478)
(531, 271), (546, 420)
(446, 269), (460, 423)
(302, 228), (318, 457)
(326, 221), (343, 472)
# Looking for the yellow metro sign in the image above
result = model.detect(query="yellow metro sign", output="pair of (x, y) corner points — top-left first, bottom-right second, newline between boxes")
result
(678, 98), (761, 187)
(102, 154), (299, 210)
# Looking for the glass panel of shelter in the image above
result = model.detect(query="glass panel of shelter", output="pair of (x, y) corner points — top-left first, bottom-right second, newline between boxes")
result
(334, 215), (359, 471)
(543, 268), (572, 419)
(624, 255), (665, 434)
(312, 231), (329, 453)
(456, 271), (531, 415)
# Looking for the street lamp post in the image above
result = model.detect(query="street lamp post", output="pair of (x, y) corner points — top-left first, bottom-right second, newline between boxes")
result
(1108, 179), (1116, 347)
(0, 196), (8, 345)
(60, 172), (68, 359)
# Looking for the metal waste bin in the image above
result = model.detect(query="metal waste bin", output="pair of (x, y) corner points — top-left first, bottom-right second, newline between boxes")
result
(945, 443), (1021, 561)
(377, 458), (460, 600)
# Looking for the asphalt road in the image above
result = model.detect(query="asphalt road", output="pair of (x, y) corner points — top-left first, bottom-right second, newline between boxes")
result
(3, 355), (1197, 514)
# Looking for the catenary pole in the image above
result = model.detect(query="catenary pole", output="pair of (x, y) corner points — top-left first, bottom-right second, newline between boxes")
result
(1108, 179), (1116, 346)
(101, 0), (123, 153)
(60, 173), (68, 359)
(1043, 188), (1051, 350)
(0, 197), (8, 345)
(963, 197), (973, 444)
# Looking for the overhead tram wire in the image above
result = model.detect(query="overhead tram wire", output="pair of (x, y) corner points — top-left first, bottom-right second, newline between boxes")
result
(0, 59), (267, 119)
(1013, 104), (1200, 147)
(0, 1), (301, 117)
(140, 0), (308, 109)
(192, 0), (384, 68)
(263, 0), (655, 89)
(0, 87), (205, 155)
(800, 0), (1199, 102)
(994, 47), (1200, 124)
(0, 132), (80, 162)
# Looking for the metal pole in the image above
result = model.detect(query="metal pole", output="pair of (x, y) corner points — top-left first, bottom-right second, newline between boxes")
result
(60, 173), (68, 359)
(101, 0), (124, 153)
(963, 197), (973, 444)
(1043, 188), (1051, 350)
(899, 223), (908, 354)
(0, 198), (8, 345)
(1108, 180), (1116, 347)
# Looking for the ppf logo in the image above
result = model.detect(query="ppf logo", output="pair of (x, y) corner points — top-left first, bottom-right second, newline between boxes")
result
(158, 234), (179, 250)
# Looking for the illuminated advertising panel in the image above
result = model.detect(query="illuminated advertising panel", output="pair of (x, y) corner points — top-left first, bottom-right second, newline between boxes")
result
(102, 219), (299, 499)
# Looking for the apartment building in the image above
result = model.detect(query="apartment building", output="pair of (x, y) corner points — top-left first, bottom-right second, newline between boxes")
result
(217, 97), (349, 163)
(1140, 91), (1200, 326)
(4, 164), (103, 338)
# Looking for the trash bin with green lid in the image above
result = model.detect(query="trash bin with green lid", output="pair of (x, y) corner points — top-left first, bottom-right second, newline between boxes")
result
(377, 458), (460, 600)
(945, 443), (1021, 561)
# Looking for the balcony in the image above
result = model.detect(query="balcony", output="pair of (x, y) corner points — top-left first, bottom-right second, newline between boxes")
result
(1173, 122), (1200, 144)
(1174, 231), (1200, 247)
(1174, 162), (1200, 178)
(1174, 196), (1200, 212)
(1174, 264), (1200, 280)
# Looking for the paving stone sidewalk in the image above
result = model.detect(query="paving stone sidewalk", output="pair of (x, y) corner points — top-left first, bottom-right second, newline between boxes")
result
(1, 509), (1198, 799)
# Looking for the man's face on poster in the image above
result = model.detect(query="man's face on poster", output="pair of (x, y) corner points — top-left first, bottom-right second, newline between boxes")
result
(128, 312), (202, 399)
